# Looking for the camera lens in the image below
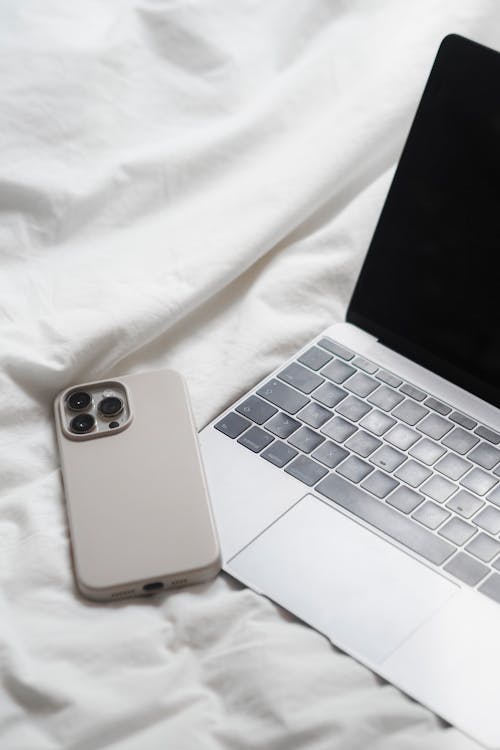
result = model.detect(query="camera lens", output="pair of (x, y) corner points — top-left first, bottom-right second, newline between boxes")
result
(67, 391), (92, 411)
(69, 413), (95, 434)
(98, 396), (123, 417)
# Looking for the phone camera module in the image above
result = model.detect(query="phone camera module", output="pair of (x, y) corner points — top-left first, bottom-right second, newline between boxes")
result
(98, 396), (123, 418)
(70, 413), (95, 434)
(67, 391), (92, 411)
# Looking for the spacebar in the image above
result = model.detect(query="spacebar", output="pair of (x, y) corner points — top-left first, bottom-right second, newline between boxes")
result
(315, 474), (455, 566)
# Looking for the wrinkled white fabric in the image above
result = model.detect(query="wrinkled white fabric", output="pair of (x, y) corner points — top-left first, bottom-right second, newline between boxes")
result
(0, 1), (497, 748)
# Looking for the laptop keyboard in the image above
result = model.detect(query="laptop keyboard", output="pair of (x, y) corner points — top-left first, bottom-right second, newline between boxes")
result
(214, 337), (500, 605)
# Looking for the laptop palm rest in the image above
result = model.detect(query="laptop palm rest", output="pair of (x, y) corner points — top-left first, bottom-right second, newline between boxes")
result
(228, 493), (458, 665)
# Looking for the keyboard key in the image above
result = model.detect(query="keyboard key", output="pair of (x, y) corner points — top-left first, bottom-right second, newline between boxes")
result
(424, 397), (451, 416)
(392, 399), (428, 426)
(237, 426), (274, 453)
(312, 382), (347, 408)
(336, 396), (371, 422)
(475, 426), (500, 445)
(353, 356), (378, 374)
(400, 383), (427, 402)
(376, 370), (402, 388)
(409, 438), (446, 465)
(385, 424), (420, 451)
(317, 338), (354, 360)
(285, 455), (328, 486)
(449, 411), (477, 430)
(420, 475), (456, 503)
(311, 441), (348, 469)
(258, 379), (309, 414)
(446, 490), (484, 518)
(344, 372), (379, 398)
(288, 426), (324, 454)
(236, 395), (277, 425)
(444, 552), (489, 586)
(215, 412), (251, 439)
(439, 517), (476, 546)
(442, 427), (479, 455)
(465, 532), (500, 563)
(322, 359), (356, 384)
(460, 468), (498, 496)
(344, 430), (381, 458)
(474, 506), (500, 535)
(266, 412), (300, 439)
(261, 441), (298, 468)
(298, 346), (332, 371)
(370, 445), (406, 472)
(359, 409), (396, 436)
(361, 471), (399, 499)
(412, 501), (450, 530)
(316, 474), (454, 566)
(368, 385), (404, 412)
(468, 443), (500, 470)
(434, 453), (472, 480)
(418, 414), (453, 440)
(386, 486), (423, 514)
(487, 485), (500, 508)
(278, 363), (323, 394)
(336, 456), (373, 483)
(394, 460), (432, 488)
(297, 402), (332, 429)
(321, 416), (357, 442)
(479, 573), (500, 604)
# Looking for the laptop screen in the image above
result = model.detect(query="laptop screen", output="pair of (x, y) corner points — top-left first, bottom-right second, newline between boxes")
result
(347, 35), (500, 408)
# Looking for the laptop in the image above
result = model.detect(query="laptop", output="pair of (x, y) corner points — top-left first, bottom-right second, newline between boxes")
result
(200, 35), (500, 748)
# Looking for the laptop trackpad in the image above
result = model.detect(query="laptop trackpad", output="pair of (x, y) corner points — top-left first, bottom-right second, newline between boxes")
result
(228, 493), (458, 664)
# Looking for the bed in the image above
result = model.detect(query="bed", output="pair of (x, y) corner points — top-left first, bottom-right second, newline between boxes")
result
(1, 2), (494, 748)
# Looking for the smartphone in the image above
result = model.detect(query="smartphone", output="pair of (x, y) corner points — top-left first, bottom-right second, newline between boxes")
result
(54, 369), (221, 601)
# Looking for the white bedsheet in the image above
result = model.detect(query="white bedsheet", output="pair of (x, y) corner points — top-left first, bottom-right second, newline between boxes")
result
(1, 2), (498, 748)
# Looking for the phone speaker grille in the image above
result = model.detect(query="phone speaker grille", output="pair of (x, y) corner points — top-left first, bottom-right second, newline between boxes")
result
(170, 578), (188, 587)
(111, 588), (136, 599)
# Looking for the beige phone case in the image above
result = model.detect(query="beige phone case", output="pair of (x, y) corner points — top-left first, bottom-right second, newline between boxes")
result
(55, 369), (221, 601)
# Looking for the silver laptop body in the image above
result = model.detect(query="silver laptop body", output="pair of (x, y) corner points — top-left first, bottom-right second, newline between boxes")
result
(200, 35), (500, 748)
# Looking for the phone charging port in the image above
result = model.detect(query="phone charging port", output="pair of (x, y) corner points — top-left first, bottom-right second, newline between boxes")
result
(143, 581), (164, 592)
